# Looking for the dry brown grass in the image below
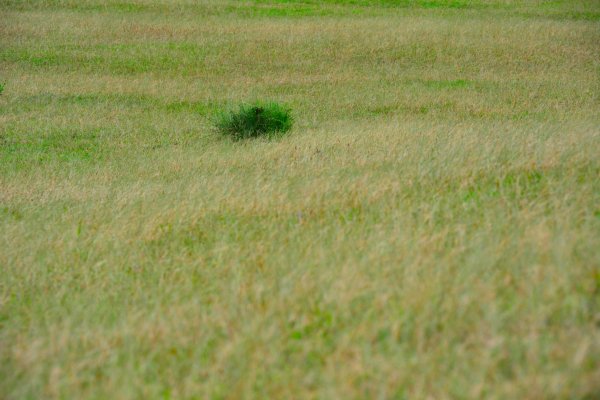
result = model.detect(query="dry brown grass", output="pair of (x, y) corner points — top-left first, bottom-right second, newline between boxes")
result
(1, 1), (599, 399)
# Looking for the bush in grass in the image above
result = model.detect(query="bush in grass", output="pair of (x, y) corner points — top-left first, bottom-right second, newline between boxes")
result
(0, 83), (4, 95)
(216, 102), (293, 140)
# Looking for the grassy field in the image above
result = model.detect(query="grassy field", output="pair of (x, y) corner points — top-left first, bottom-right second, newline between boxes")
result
(1, 0), (599, 399)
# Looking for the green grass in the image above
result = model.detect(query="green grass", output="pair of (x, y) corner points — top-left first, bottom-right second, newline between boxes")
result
(216, 102), (293, 140)
(1, 0), (599, 399)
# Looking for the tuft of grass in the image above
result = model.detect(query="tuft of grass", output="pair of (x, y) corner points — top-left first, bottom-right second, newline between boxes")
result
(215, 102), (293, 140)
(0, 82), (4, 95)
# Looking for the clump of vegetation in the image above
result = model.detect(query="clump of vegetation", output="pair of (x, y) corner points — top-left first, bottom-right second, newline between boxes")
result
(0, 82), (5, 95)
(215, 102), (293, 140)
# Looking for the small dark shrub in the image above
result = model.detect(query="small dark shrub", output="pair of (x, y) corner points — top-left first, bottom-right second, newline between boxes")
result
(0, 83), (4, 95)
(215, 102), (293, 140)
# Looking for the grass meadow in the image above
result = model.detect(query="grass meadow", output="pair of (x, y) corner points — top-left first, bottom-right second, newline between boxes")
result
(1, 0), (599, 398)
